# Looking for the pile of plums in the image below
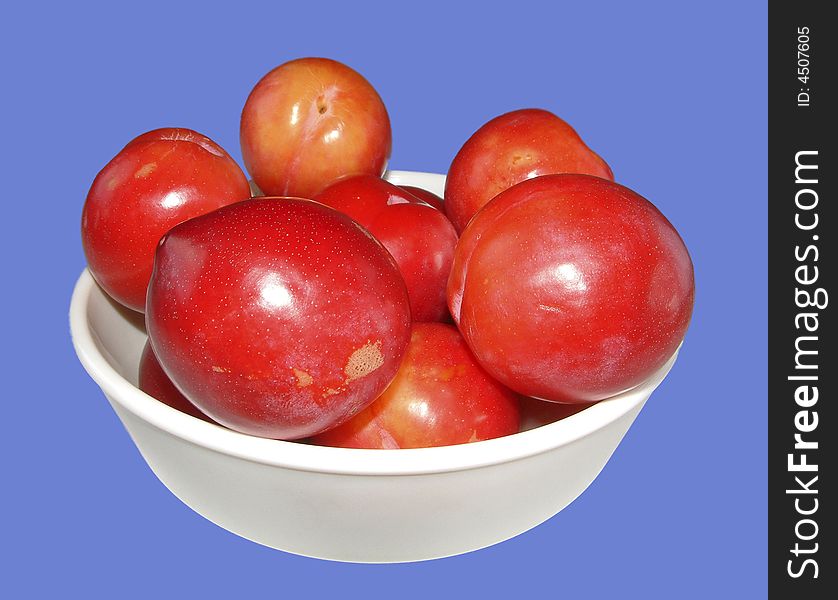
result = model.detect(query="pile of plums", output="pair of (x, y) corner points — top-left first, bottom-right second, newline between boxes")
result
(82, 57), (694, 449)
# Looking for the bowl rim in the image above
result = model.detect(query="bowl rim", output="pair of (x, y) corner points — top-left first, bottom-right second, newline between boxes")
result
(70, 170), (680, 476)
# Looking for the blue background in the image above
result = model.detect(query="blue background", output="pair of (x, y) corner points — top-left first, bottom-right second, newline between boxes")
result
(3, 1), (766, 597)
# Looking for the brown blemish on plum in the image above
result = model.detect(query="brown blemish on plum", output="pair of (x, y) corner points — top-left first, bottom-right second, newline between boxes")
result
(323, 387), (341, 397)
(134, 162), (157, 178)
(316, 95), (328, 115)
(344, 340), (384, 382)
(293, 368), (313, 387)
(212, 365), (229, 373)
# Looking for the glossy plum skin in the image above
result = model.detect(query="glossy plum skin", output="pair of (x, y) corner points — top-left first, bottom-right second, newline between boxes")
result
(311, 323), (520, 449)
(81, 128), (251, 312)
(146, 197), (412, 440)
(448, 174), (694, 403)
(240, 57), (391, 199)
(314, 175), (458, 322)
(444, 108), (613, 233)
(398, 185), (445, 212)
(138, 341), (213, 422)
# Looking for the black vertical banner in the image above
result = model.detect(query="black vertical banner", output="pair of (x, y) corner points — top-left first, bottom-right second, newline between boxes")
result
(769, 2), (833, 598)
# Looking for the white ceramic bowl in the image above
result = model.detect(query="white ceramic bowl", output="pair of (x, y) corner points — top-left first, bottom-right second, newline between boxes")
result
(70, 170), (680, 563)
